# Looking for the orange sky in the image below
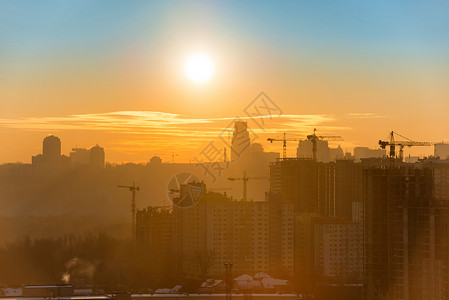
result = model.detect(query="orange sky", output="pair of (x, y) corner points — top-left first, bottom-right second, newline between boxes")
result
(1, 1), (448, 164)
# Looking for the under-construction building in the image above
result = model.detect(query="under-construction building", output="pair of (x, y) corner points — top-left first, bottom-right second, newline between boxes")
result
(363, 161), (449, 300)
(135, 206), (172, 255)
(269, 158), (335, 216)
(268, 157), (373, 292)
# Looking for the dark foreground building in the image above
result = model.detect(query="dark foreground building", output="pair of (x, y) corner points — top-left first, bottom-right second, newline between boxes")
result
(363, 163), (449, 300)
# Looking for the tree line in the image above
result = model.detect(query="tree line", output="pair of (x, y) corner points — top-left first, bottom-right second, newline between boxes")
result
(0, 234), (184, 292)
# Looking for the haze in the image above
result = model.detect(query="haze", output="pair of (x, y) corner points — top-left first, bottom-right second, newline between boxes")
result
(1, 0), (448, 163)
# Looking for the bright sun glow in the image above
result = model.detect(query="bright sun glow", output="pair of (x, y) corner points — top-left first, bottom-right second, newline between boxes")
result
(184, 54), (214, 83)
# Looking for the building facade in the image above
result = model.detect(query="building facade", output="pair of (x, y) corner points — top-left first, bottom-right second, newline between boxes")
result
(173, 186), (270, 278)
(363, 165), (449, 300)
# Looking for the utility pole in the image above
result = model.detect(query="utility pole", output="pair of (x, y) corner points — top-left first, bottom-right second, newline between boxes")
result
(224, 260), (233, 300)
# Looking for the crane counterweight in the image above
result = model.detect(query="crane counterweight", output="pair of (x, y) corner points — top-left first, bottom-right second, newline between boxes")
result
(379, 131), (437, 161)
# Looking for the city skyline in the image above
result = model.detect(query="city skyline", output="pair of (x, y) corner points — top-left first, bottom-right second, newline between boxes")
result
(1, 1), (449, 163)
(0, 112), (447, 164)
(2, 1), (449, 298)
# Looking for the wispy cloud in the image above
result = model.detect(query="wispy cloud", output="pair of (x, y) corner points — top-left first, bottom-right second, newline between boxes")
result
(0, 111), (341, 134)
(347, 112), (386, 119)
(0, 111), (345, 159)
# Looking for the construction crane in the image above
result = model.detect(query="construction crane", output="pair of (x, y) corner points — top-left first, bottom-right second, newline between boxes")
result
(379, 131), (436, 161)
(267, 132), (301, 158)
(307, 128), (342, 161)
(117, 182), (140, 239)
(228, 171), (268, 201)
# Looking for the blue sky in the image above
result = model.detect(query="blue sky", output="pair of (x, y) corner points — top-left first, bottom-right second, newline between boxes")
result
(2, 1), (449, 61)
(1, 1), (448, 163)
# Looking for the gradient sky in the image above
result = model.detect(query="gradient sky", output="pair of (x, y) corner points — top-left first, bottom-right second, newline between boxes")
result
(1, 0), (449, 163)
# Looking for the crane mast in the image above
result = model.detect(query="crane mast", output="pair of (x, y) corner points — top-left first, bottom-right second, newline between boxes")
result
(306, 128), (342, 161)
(228, 171), (267, 201)
(267, 129), (341, 161)
(117, 182), (140, 240)
(379, 131), (435, 161)
(227, 171), (267, 275)
(267, 132), (301, 159)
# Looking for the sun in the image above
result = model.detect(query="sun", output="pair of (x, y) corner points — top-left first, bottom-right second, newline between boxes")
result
(184, 54), (214, 83)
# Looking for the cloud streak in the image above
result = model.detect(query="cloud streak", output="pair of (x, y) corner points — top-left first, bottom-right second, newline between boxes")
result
(0, 111), (342, 134)
(347, 112), (386, 119)
(0, 111), (347, 160)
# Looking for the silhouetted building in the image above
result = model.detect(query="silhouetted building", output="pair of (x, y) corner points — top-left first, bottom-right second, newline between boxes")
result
(70, 148), (90, 165)
(149, 156), (163, 165)
(292, 213), (317, 291)
(69, 145), (104, 168)
(241, 143), (279, 201)
(296, 139), (344, 163)
(435, 143), (449, 160)
(231, 121), (251, 167)
(269, 157), (369, 292)
(312, 217), (362, 282)
(173, 183), (270, 278)
(418, 159), (449, 206)
(335, 159), (363, 221)
(42, 135), (61, 163)
(267, 194), (294, 277)
(353, 147), (385, 162)
(89, 144), (105, 168)
(249, 143), (279, 174)
(405, 156), (420, 163)
(363, 165), (447, 300)
(269, 158), (335, 216)
(136, 206), (172, 256)
(329, 145), (344, 161)
(292, 214), (363, 291)
(32, 135), (62, 165)
(31, 135), (102, 169)
(297, 139), (330, 162)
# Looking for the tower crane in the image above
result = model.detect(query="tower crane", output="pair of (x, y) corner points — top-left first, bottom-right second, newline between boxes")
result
(227, 171), (267, 275)
(117, 182), (140, 239)
(379, 131), (436, 161)
(227, 171), (268, 201)
(267, 133), (301, 159)
(306, 128), (342, 161)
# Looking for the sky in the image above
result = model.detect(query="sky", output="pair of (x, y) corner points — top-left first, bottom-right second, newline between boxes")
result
(1, 0), (449, 163)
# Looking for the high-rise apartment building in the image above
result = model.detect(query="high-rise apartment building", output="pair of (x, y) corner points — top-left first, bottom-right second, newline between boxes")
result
(136, 206), (172, 255)
(267, 194), (294, 277)
(89, 144), (105, 168)
(173, 184), (270, 278)
(269, 158), (335, 216)
(70, 148), (90, 165)
(32, 135), (62, 165)
(296, 140), (343, 163)
(292, 214), (362, 291)
(435, 143), (449, 160)
(42, 135), (61, 161)
(353, 147), (386, 162)
(69, 145), (105, 168)
(363, 165), (448, 300)
(335, 159), (363, 221)
(231, 121), (251, 166)
(312, 217), (362, 282)
(293, 213), (318, 291)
